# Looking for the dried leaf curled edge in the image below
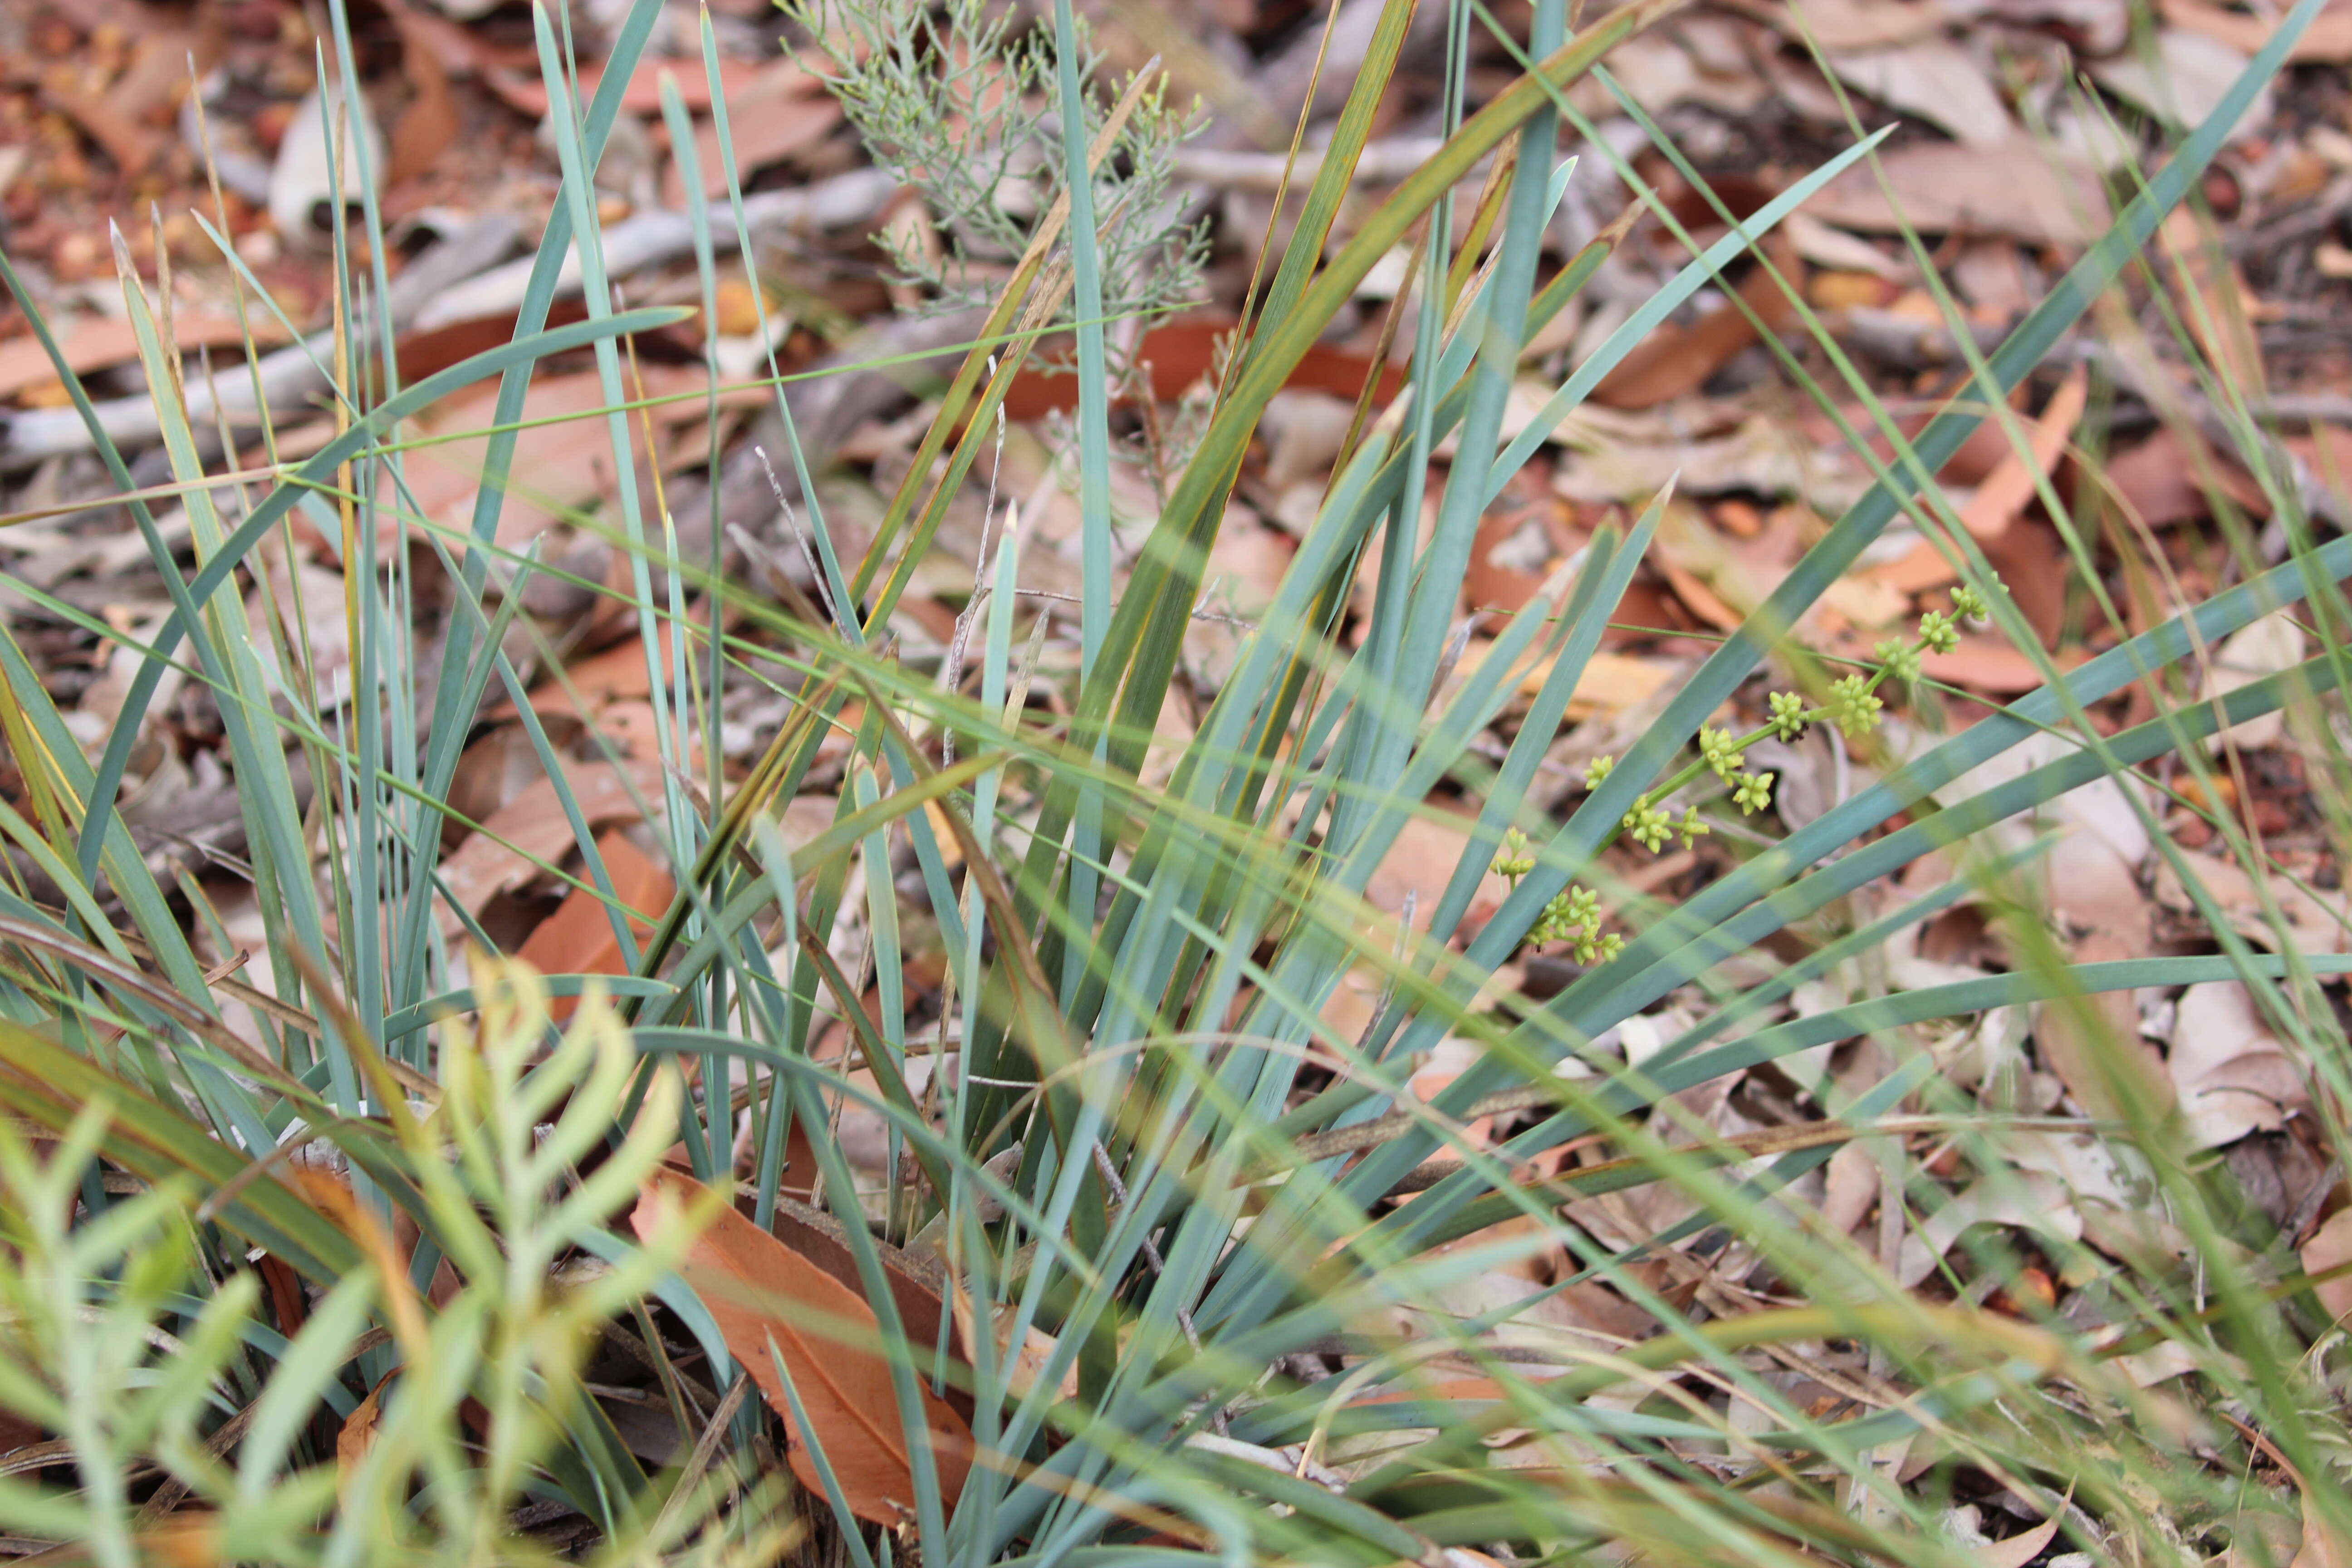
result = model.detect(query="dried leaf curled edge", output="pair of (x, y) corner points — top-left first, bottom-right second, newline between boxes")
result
(632, 1168), (972, 1524)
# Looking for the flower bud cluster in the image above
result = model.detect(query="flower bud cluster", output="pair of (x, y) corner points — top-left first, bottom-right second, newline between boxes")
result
(1489, 830), (1623, 965)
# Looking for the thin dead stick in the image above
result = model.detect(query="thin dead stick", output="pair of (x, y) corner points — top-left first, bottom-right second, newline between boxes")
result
(753, 444), (848, 635)
(651, 1374), (755, 1542)
(412, 171), (895, 332)
(1174, 137), (1453, 190)
(1090, 1139), (1221, 1432)
(1, 212), (519, 468)
(940, 366), (1013, 767)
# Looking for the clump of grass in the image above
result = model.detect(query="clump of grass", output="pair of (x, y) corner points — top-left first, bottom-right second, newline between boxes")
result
(0, 0), (2347, 1563)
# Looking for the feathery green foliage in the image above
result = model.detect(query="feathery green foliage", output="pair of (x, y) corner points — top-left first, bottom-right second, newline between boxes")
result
(783, 0), (1209, 386)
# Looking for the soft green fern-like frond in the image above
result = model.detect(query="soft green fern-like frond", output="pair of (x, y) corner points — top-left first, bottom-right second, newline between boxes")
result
(0, 970), (791, 1565)
(0, 1103), (308, 1568)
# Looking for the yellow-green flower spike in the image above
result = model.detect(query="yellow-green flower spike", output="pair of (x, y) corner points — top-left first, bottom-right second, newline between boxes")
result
(1698, 725), (1744, 781)
(1491, 827), (1536, 884)
(1827, 674), (1883, 738)
(1767, 691), (1808, 741)
(1624, 804), (1673, 853)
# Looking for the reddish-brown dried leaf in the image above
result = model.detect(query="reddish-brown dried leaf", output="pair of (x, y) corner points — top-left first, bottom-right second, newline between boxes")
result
(43, 83), (165, 175)
(0, 314), (293, 404)
(2303, 1208), (2352, 1329)
(999, 318), (1405, 420)
(1919, 638), (2072, 695)
(255, 1253), (309, 1337)
(2104, 425), (2269, 529)
(1958, 365), (2087, 542)
(386, 1), (462, 187)
(769, 1196), (975, 1421)
(336, 1373), (391, 1489)
(516, 829), (673, 1022)
(1464, 476), (1576, 615)
(405, 368), (710, 549)
(1367, 808), (1513, 934)
(2161, 0), (2352, 64)
(1982, 518), (2072, 651)
(495, 637), (672, 722)
(1592, 255), (1798, 410)
(392, 301), (589, 385)
(1354, 1375), (1509, 1405)
(632, 1169), (973, 1523)
(484, 57), (786, 118)
(436, 758), (670, 938)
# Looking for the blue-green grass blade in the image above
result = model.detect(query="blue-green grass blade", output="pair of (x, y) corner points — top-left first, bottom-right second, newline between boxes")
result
(1049, 0), (1114, 680)
(528, 1), (688, 882)
(111, 223), (342, 1085)
(1419, 494), (1656, 951)
(71, 305), (686, 891)
(1338, 0), (1563, 862)
(1045, 0), (1114, 1006)
(1230, 0), (1419, 385)
(408, 0), (670, 962)
(661, 68), (730, 843)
